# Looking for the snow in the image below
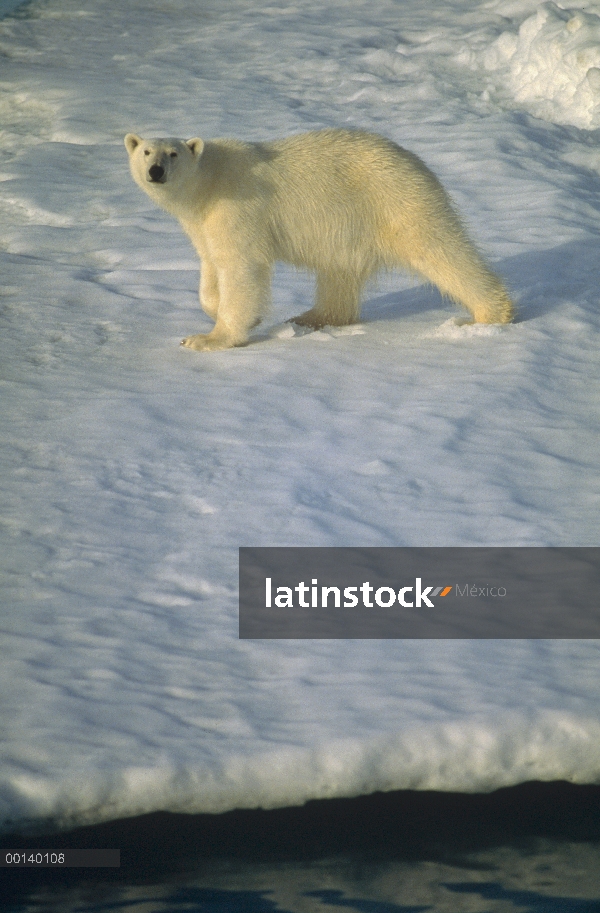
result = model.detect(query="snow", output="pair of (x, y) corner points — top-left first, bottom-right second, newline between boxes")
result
(481, 2), (600, 129)
(1, 0), (600, 835)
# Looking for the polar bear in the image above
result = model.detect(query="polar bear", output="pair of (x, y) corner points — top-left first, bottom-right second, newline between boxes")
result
(125, 129), (513, 351)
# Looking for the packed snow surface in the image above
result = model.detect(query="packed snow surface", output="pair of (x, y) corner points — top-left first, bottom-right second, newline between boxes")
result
(1, 0), (600, 834)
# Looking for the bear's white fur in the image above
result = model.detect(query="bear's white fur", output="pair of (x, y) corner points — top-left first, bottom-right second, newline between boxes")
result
(125, 129), (513, 351)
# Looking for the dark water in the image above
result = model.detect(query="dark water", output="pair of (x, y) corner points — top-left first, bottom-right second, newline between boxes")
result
(0, 0), (28, 17)
(2, 782), (600, 912)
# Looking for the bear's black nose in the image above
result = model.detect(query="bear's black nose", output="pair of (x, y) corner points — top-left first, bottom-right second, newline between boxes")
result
(148, 164), (165, 182)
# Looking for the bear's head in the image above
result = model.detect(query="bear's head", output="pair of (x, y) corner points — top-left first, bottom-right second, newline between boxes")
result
(124, 134), (204, 209)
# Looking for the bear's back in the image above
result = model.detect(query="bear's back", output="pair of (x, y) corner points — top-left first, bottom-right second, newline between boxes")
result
(247, 130), (448, 271)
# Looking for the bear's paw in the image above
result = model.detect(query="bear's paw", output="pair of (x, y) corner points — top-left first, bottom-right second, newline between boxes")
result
(181, 332), (237, 352)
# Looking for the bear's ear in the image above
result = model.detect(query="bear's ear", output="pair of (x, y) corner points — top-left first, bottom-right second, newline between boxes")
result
(124, 133), (143, 155)
(186, 138), (204, 157)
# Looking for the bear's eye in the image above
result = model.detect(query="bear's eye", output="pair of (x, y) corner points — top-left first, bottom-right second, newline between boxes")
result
(144, 149), (150, 156)
(170, 152), (178, 158)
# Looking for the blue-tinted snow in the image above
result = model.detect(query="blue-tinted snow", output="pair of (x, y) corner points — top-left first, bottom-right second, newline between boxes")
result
(1, 0), (600, 833)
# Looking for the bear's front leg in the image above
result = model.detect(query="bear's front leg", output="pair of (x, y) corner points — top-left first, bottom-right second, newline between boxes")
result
(181, 259), (271, 352)
(199, 258), (219, 320)
(181, 329), (237, 351)
(181, 259), (228, 349)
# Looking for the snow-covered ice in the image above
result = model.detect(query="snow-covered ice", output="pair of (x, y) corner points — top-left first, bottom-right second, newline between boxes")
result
(1, 0), (600, 835)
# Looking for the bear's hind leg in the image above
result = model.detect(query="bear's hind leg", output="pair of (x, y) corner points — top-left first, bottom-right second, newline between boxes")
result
(402, 234), (514, 325)
(292, 270), (363, 329)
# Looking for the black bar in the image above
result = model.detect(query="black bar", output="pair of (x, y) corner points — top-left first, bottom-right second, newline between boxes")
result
(239, 547), (600, 638)
(1, 849), (120, 867)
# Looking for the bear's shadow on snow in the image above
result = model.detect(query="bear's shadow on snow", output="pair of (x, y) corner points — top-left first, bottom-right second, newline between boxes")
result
(358, 238), (600, 326)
